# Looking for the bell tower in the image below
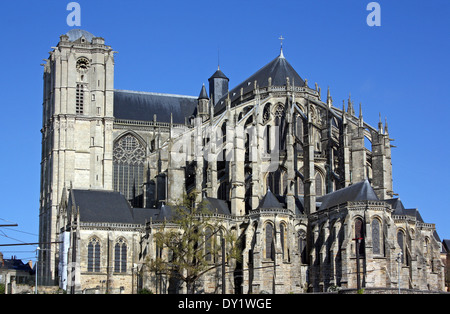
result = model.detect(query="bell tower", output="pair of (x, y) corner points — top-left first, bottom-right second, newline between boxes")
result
(39, 29), (115, 284)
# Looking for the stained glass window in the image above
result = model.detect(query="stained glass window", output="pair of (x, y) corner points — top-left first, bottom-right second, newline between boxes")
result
(114, 238), (127, 273)
(87, 237), (101, 272)
(113, 134), (146, 202)
(372, 219), (381, 255)
(265, 223), (275, 261)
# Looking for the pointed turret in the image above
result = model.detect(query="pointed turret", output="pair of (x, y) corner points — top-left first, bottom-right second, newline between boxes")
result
(208, 66), (229, 106)
(197, 84), (209, 121)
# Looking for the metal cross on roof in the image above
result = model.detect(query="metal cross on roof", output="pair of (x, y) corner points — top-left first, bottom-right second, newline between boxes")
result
(279, 35), (285, 48)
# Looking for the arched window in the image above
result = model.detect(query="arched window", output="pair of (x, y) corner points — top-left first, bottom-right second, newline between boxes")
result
(397, 230), (405, 264)
(298, 230), (307, 264)
(87, 237), (101, 272)
(266, 168), (286, 196)
(280, 223), (288, 260)
(354, 218), (365, 256)
(265, 223), (275, 261)
(372, 218), (382, 255)
(113, 134), (146, 203)
(114, 237), (127, 273)
(315, 172), (323, 197)
(424, 237), (430, 263)
(205, 227), (213, 262)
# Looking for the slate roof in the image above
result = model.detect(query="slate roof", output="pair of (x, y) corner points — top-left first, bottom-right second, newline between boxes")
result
(214, 53), (305, 114)
(0, 257), (33, 273)
(259, 189), (284, 209)
(209, 68), (229, 80)
(443, 239), (450, 253)
(66, 29), (95, 42)
(385, 198), (426, 223)
(198, 84), (209, 100)
(317, 180), (379, 211)
(204, 197), (231, 215)
(156, 203), (174, 222)
(113, 90), (198, 124)
(69, 189), (157, 224)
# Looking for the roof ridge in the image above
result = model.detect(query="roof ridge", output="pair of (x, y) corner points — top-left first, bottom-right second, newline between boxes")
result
(114, 89), (197, 99)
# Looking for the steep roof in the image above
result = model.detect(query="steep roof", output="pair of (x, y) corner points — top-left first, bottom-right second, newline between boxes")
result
(198, 84), (209, 100)
(114, 90), (197, 124)
(209, 68), (229, 80)
(215, 53), (305, 114)
(317, 180), (379, 211)
(204, 197), (231, 215)
(259, 189), (284, 209)
(69, 189), (157, 224)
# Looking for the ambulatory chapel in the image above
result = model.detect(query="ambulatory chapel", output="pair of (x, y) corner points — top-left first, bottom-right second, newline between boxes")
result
(38, 29), (445, 294)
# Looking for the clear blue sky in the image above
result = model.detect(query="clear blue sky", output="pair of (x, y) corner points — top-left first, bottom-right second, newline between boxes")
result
(0, 0), (449, 262)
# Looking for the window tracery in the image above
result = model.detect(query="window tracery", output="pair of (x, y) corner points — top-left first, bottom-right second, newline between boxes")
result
(113, 134), (146, 202)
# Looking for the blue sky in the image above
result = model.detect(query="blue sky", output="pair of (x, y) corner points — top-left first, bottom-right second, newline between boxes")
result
(0, 0), (449, 261)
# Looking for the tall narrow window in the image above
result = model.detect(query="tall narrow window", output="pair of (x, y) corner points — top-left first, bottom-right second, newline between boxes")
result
(76, 84), (84, 115)
(298, 230), (307, 264)
(372, 219), (382, 255)
(205, 227), (213, 262)
(87, 237), (101, 272)
(315, 172), (323, 197)
(113, 134), (146, 203)
(280, 223), (288, 260)
(275, 105), (285, 151)
(265, 223), (275, 261)
(397, 230), (405, 264)
(114, 238), (127, 273)
(354, 218), (365, 256)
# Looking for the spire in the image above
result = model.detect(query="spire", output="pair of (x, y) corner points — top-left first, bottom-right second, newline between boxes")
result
(278, 35), (285, 58)
(378, 113), (384, 134)
(359, 103), (364, 127)
(198, 83), (208, 99)
(327, 86), (332, 107)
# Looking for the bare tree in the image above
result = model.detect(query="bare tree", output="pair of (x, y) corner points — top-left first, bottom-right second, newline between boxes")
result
(147, 191), (241, 294)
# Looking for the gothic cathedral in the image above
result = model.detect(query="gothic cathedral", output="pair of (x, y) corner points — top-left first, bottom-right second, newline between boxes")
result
(38, 29), (445, 293)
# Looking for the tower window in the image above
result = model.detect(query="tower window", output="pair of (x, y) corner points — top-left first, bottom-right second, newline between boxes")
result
(76, 84), (84, 115)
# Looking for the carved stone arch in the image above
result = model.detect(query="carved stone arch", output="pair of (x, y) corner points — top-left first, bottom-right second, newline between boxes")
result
(262, 102), (272, 124)
(273, 102), (285, 117)
(114, 130), (147, 150)
(295, 102), (306, 118)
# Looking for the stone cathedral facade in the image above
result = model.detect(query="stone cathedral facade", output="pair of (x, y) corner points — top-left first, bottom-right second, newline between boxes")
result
(38, 29), (445, 294)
